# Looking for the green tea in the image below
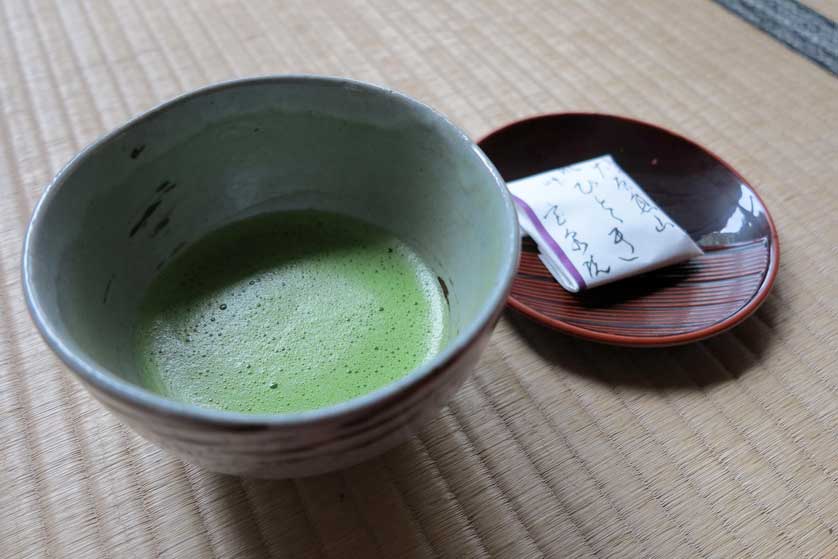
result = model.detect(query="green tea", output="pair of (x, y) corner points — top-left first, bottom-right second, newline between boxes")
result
(135, 210), (449, 414)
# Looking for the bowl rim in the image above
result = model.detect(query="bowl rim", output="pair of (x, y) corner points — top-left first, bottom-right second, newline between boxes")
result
(22, 74), (520, 427)
(478, 111), (780, 347)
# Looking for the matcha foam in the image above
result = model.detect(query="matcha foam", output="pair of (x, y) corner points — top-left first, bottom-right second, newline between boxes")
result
(135, 210), (449, 414)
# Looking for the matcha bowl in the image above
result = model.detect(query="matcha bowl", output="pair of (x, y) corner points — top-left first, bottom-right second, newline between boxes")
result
(22, 76), (519, 478)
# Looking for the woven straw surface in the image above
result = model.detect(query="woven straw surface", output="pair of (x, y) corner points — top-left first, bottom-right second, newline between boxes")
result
(2, 1), (837, 557)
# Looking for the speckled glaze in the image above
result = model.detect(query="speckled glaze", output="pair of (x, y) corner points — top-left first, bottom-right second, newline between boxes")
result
(22, 76), (519, 478)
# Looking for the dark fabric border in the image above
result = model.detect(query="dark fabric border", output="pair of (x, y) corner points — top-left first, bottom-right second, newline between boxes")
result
(713, 0), (838, 75)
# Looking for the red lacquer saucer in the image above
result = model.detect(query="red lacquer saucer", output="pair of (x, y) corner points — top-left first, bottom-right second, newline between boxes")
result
(479, 113), (779, 347)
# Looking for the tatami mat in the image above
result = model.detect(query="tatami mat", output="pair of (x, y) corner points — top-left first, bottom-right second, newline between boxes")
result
(1, 1), (836, 557)
(806, 0), (838, 22)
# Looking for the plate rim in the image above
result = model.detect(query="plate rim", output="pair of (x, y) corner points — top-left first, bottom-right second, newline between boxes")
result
(478, 112), (780, 347)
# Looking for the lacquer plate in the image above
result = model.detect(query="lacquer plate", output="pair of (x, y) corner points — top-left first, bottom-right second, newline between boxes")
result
(479, 113), (779, 347)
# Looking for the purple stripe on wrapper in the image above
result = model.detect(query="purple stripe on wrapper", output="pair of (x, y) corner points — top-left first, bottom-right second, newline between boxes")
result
(511, 195), (588, 291)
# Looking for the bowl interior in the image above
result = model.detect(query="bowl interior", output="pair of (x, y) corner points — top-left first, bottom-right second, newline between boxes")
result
(26, 77), (515, 395)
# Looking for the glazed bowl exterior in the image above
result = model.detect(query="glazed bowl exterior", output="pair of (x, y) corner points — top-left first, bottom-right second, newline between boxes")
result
(23, 76), (519, 478)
